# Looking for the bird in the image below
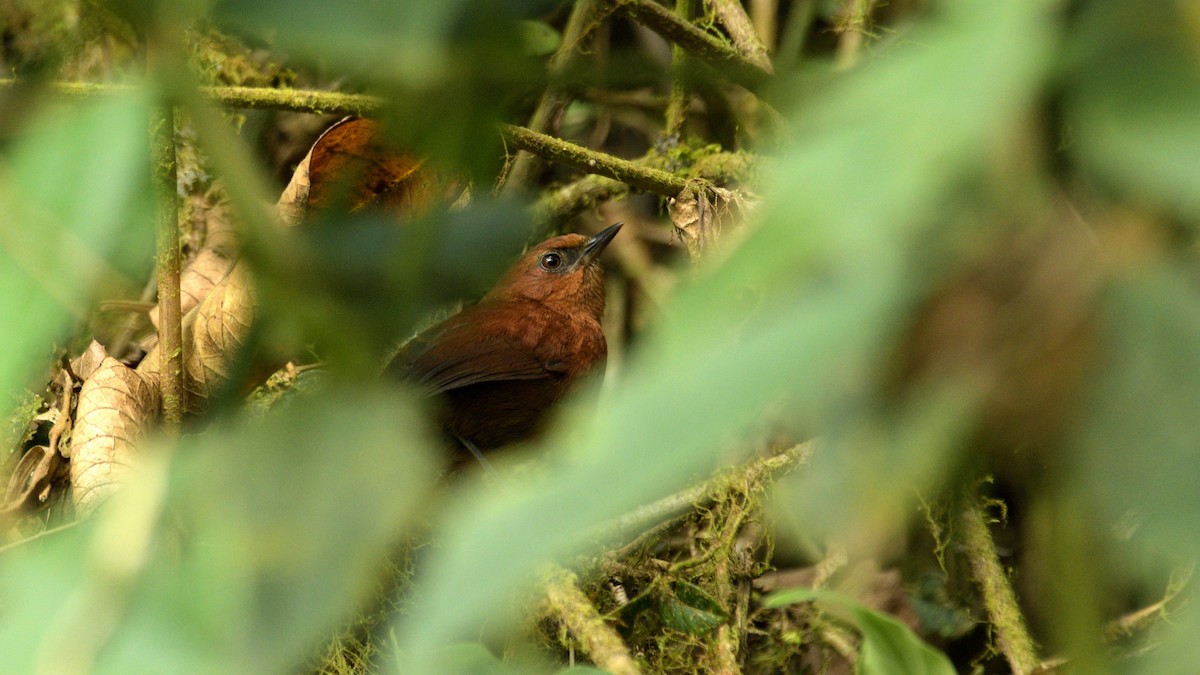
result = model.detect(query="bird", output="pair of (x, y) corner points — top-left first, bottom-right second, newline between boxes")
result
(386, 222), (623, 468)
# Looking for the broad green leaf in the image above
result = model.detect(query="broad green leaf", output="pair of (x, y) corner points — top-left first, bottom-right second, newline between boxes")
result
(1066, 0), (1200, 220)
(209, 0), (542, 175)
(519, 19), (561, 57)
(0, 386), (437, 673)
(431, 642), (525, 675)
(0, 91), (154, 412)
(1071, 265), (1200, 673)
(766, 588), (955, 675)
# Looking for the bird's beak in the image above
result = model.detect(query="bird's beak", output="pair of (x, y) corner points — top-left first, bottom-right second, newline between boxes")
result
(579, 222), (623, 265)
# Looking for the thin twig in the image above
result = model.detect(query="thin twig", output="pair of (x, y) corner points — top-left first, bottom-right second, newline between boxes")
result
(664, 0), (695, 138)
(749, 0), (778, 50)
(534, 173), (631, 225)
(706, 0), (775, 74)
(0, 520), (82, 555)
(542, 564), (641, 675)
(834, 0), (876, 70)
(960, 493), (1040, 675)
(152, 106), (185, 427)
(611, 0), (772, 83)
(776, 0), (816, 72)
(1, 79), (729, 203)
(502, 0), (605, 194)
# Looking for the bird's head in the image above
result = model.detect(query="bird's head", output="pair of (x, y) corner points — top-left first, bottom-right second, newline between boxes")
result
(485, 222), (623, 319)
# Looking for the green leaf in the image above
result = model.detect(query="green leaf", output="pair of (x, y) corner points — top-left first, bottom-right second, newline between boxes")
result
(431, 642), (524, 675)
(1065, 0), (1200, 219)
(0, 90), (154, 410)
(658, 581), (729, 635)
(0, 386), (438, 673)
(766, 589), (955, 675)
(519, 19), (561, 57)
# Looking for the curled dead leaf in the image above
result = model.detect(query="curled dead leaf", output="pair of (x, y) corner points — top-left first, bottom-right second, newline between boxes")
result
(2, 445), (60, 515)
(71, 355), (159, 513)
(183, 260), (256, 416)
(276, 117), (462, 226)
(668, 184), (749, 261)
(71, 339), (109, 383)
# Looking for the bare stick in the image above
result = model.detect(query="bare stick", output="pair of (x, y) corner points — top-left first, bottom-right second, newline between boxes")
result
(152, 106), (185, 427)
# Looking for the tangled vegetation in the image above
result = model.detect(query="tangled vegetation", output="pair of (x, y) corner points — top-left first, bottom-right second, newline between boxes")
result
(2, 0), (1198, 673)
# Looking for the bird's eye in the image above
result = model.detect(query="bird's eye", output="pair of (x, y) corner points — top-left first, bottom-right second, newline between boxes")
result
(540, 252), (563, 271)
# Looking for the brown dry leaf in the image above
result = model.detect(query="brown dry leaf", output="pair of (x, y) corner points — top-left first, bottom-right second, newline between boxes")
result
(2, 445), (60, 515)
(71, 355), (159, 513)
(277, 116), (461, 226)
(668, 184), (748, 261)
(183, 260), (256, 415)
(147, 247), (235, 330)
(71, 339), (109, 382)
(136, 261), (254, 417)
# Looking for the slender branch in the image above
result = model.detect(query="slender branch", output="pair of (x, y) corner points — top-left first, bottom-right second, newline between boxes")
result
(665, 0), (694, 137)
(706, 0), (775, 74)
(0, 520), (82, 555)
(960, 494), (1039, 675)
(152, 106), (185, 427)
(542, 565), (641, 675)
(605, 441), (813, 541)
(612, 0), (772, 83)
(749, 0), (778, 51)
(776, 0), (816, 72)
(501, 123), (692, 197)
(834, 0), (877, 70)
(534, 173), (631, 225)
(202, 85), (383, 116)
(0, 79), (384, 117)
(502, 0), (605, 194)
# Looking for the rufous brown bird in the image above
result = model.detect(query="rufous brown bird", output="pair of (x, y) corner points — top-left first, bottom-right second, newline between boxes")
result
(386, 223), (622, 466)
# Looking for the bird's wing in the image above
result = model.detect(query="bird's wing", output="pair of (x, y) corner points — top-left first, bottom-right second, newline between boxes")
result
(386, 304), (563, 395)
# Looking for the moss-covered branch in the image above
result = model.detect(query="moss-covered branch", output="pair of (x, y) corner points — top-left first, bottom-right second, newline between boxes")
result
(3, 79), (738, 202)
(605, 441), (813, 543)
(202, 85), (382, 116)
(960, 494), (1039, 675)
(542, 565), (641, 675)
(0, 79), (384, 117)
(501, 124), (693, 197)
